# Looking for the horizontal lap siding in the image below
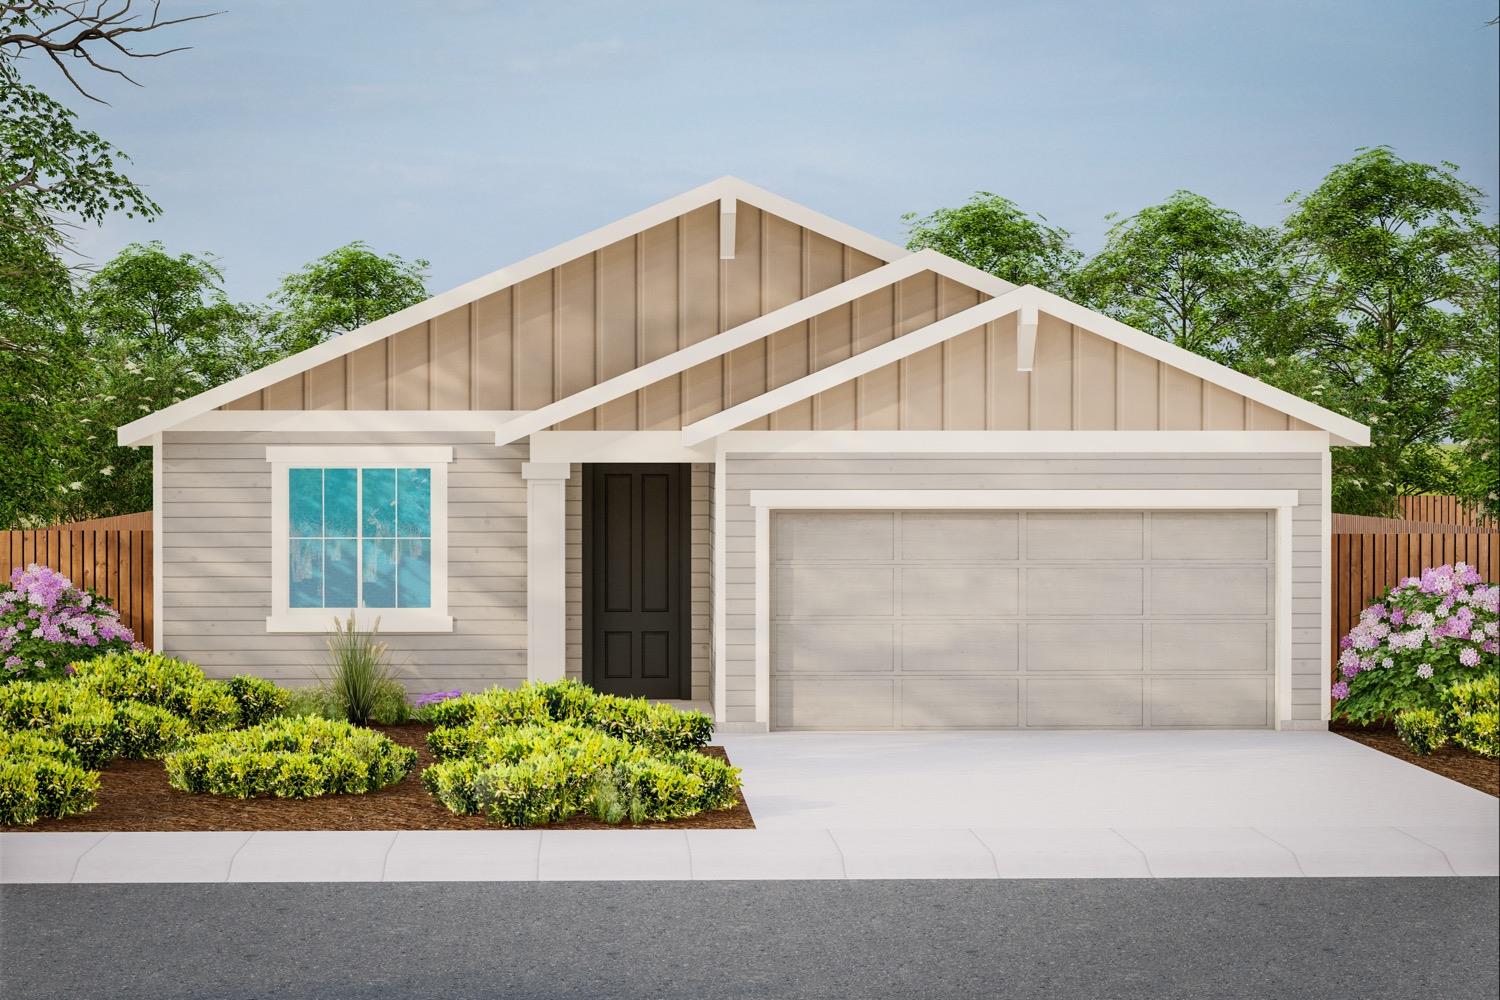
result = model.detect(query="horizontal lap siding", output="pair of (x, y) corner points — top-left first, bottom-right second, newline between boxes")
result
(160, 431), (528, 691)
(722, 453), (1325, 724)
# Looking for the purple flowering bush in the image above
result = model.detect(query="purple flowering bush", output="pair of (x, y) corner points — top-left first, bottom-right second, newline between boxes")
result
(1332, 562), (1499, 725)
(0, 565), (141, 681)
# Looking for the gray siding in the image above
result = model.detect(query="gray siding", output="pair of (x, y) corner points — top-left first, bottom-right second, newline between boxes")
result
(722, 453), (1326, 725)
(160, 431), (529, 691)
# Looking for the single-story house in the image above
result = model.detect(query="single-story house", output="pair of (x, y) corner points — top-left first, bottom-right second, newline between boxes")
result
(118, 178), (1369, 733)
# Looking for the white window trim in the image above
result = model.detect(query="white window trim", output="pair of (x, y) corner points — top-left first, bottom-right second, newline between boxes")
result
(745, 489), (1299, 731)
(266, 446), (454, 634)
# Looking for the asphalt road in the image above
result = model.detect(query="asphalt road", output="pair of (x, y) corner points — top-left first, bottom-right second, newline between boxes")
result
(3, 878), (1496, 999)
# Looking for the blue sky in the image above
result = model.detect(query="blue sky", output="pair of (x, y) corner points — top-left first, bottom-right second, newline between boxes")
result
(35, 0), (1500, 303)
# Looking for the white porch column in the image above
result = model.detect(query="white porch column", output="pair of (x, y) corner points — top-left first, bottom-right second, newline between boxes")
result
(522, 462), (571, 682)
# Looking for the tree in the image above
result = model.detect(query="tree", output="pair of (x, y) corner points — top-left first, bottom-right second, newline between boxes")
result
(1070, 191), (1272, 363)
(1256, 148), (1497, 516)
(269, 241), (429, 354)
(902, 192), (1080, 291)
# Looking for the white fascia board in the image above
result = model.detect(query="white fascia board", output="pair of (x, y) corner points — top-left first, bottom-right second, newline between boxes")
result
(529, 431), (713, 464)
(715, 430), (1333, 454)
(119, 176), (918, 447)
(1023, 287), (1371, 446)
(493, 250), (949, 446)
(746, 489), (1301, 510)
(264, 445), (454, 465)
(682, 291), (1028, 444)
(1017, 305), (1038, 372)
(173, 410), (527, 434)
(719, 197), (737, 259)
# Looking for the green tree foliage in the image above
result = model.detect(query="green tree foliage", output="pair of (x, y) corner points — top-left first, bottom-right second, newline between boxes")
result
(903, 192), (1079, 291)
(1070, 191), (1273, 363)
(269, 241), (429, 354)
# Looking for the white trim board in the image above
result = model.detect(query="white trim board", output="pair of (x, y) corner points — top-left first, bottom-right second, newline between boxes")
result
(745, 488), (1299, 732)
(529, 432), (713, 464)
(117, 177), (914, 447)
(172, 411), (528, 434)
(716, 431), (1335, 454)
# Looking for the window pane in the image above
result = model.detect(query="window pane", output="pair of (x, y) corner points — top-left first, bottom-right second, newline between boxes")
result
(289, 538), (323, 607)
(289, 469), (322, 538)
(325, 537), (358, 607)
(397, 538), (431, 608)
(361, 538), (397, 608)
(324, 468), (358, 537)
(397, 468), (431, 537)
(362, 468), (396, 538)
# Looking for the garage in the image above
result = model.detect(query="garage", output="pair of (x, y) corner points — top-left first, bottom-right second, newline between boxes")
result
(769, 509), (1276, 730)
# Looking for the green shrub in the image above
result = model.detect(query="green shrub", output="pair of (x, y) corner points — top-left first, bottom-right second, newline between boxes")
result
(0, 729), (80, 766)
(1444, 675), (1499, 758)
(113, 701), (196, 759)
(163, 716), (417, 799)
(226, 675), (289, 727)
(0, 681), (121, 767)
(428, 680), (713, 752)
(0, 753), (100, 827)
(324, 615), (394, 726)
(1453, 710), (1500, 758)
(71, 651), (240, 731)
(281, 685), (343, 720)
(421, 721), (739, 827)
(368, 679), (412, 725)
(1394, 708), (1447, 756)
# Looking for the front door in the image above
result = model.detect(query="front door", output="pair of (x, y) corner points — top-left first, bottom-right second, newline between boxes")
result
(583, 463), (691, 699)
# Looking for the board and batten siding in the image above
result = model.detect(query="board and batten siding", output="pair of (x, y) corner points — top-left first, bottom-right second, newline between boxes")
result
(159, 431), (530, 690)
(721, 453), (1326, 725)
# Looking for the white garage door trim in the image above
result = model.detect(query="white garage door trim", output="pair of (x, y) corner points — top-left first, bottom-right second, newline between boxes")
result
(748, 490), (1299, 730)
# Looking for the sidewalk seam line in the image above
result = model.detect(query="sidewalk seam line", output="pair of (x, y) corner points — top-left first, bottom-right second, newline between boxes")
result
(1110, 828), (1157, 879)
(968, 829), (1001, 878)
(1390, 826), (1459, 876)
(379, 831), (400, 882)
(224, 832), (254, 883)
(684, 831), (694, 881)
(68, 833), (109, 883)
(826, 829), (848, 880)
(1250, 827), (1307, 877)
(533, 831), (543, 881)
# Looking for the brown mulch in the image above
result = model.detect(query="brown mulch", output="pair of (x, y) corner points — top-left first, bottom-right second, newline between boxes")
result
(1333, 723), (1498, 797)
(5, 723), (755, 832)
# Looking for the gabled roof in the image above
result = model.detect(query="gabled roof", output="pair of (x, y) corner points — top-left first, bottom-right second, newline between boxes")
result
(119, 178), (1370, 448)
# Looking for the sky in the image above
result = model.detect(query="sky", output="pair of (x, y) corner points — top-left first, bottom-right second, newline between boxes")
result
(30, 0), (1500, 304)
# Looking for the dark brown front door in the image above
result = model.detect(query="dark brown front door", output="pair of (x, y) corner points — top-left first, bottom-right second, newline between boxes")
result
(583, 464), (691, 699)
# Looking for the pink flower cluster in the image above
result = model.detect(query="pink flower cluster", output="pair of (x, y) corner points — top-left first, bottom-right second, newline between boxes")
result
(0, 564), (141, 678)
(1333, 562), (1498, 701)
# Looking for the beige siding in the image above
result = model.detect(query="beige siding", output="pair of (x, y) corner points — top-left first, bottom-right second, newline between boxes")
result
(722, 453), (1325, 726)
(159, 431), (529, 692)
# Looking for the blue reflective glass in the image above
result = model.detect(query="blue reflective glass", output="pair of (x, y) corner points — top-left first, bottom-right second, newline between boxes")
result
(289, 469), (322, 538)
(361, 538), (397, 607)
(397, 538), (431, 608)
(325, 537), (358, 607)
(324, 468), (358, 537)
(289, 538), (323, 607)
(362, 468), (396, 537)
(397, 468), (430, 538)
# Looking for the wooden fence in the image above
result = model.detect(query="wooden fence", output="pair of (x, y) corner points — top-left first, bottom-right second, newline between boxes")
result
(1397, 494), (1494, 527)
(2, 522), (153, 648)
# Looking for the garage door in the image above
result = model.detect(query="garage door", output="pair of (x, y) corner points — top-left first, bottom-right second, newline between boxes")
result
(770, 510), (1274, 730)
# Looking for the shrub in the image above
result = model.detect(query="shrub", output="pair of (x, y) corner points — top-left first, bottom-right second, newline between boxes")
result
(1444, 675), (1499, 758)
(71, 651), (240, 731)
(411, 690), (461, 722)
(281, 685), (343, 720)
(421, 721), (739, 828)
(226, 675), (289, 727)
(1393, 708), (1446, 756)
(0, 564), (139, 680)
(368, 679), (412, 725)
(0, 749), (100, 827)
(163, 716), (417, 799)
(1332, 563), (1498, 725)
(112, 701), (196, 759)
(0, 680), (121, 767)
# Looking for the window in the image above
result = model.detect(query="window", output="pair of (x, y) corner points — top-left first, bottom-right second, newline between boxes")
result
(267, 446), (452, 633)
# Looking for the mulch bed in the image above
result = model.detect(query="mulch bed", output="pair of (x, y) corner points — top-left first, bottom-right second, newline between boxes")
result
(5, 723), (755, 832)
(1333, 722), (1498, 798)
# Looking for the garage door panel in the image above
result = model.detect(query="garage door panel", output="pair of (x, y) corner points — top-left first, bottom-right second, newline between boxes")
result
(1026, 512), (1143, 560)
(899, 512), (1018, 561)
(1150, 512), (1268, 561)
(901, 566), (1018, 617)
(772, 677), (894, 730)
(900, 621), (1019, 672)
(1151, 566), (1269, 616)
(1027, 622), (1143, 671)
(1150, 677), (1271, 727)
(1027, 676), (1144, 727)
(899, 677), (1019, 728)
(772, 622), (894, 673)
(1027, 566), (1144, 616)
(1151, 622), (1271, 672)
(774, 512), (894, 562)
(773, 565), (894, 617)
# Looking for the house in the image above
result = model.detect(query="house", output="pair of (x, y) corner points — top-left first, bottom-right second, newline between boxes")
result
(117, 178), (1369, 733)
